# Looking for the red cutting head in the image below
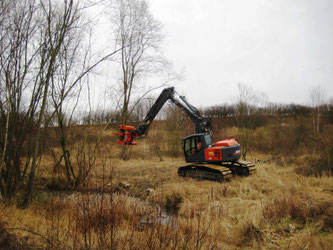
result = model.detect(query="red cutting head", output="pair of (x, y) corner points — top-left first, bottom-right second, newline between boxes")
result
(113, 125), (139, 145)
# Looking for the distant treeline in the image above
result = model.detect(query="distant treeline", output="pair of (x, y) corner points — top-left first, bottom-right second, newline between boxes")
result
(74, 102), (333, 126)
(203, 103), (333, 118)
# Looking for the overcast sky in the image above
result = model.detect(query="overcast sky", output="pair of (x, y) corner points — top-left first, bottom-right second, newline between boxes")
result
(148, 0), (333, 106)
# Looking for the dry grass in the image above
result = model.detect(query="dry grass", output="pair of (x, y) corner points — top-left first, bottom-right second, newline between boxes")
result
(1, 153), (333, 249)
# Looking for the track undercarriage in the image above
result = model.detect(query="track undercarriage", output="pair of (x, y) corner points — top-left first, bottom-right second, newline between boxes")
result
(177, 160), (256, 182)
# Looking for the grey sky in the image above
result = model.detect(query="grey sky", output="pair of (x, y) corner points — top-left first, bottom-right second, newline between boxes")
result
(150, 0), (333, 106)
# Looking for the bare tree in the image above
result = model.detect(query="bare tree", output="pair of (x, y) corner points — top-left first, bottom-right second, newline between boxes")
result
(0, 0), (43, 203)
(310, 85), (326, 136)
(0, 0), (11, 178)
(109, 0), (168, 124)
(21, 0), (88, 206)
(235, 83), (267, 160)
(0, 0), (97, 205)
(48, 6), (90, 187)
(48, 9), (124, 188)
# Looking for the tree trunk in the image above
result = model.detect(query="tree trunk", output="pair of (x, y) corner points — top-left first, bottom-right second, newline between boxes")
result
(22, 78), (50, 207)
(316, 107), (320, 135)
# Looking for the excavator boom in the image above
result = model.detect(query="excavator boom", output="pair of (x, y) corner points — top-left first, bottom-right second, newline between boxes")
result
(114, 87), (211, 144)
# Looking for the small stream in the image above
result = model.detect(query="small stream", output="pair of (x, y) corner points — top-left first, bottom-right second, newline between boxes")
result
(40, 189), (177, 229)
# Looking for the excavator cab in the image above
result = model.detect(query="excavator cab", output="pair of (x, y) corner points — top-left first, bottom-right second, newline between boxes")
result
(182, 133), (211, 163)
(183, 133), (242, 164)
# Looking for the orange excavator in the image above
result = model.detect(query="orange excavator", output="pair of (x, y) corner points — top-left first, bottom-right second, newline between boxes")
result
(114, 87), (255, 182)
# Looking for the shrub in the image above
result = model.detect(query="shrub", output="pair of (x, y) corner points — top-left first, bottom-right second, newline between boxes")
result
(262, 194), (330, 224)
(163, 194), (183, 214)
(295, 156), (333, 177)
(0, 219), (27, 249)
(239, 220), (263, 243)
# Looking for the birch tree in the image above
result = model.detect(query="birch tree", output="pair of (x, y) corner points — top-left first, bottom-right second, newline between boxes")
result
(236, 83), (267, 160)
(310, 85), (326, 136)
(109, 0), (167, 124)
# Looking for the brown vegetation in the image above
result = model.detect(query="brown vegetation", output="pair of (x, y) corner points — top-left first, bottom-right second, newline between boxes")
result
(1, 156), (332, 249)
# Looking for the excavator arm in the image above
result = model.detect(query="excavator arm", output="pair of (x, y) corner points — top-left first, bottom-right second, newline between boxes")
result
(114, 87), (212, 145)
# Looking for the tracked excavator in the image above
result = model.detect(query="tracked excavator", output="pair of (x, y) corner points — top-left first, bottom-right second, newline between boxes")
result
(114, 87), (256, 182)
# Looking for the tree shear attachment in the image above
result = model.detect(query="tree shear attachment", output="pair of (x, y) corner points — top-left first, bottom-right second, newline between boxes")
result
(113, 125), (138, 145)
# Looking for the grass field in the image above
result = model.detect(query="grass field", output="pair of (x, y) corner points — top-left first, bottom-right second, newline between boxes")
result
(1, 151), (333, 249)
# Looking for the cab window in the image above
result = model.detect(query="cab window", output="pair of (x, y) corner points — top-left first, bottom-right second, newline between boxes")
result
(184, 136), (202, 156)
(204, 134), (212, 146)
